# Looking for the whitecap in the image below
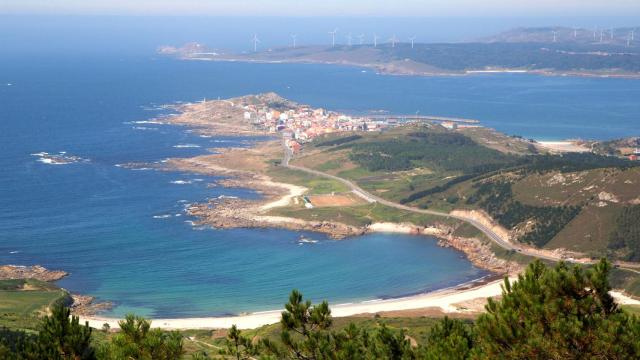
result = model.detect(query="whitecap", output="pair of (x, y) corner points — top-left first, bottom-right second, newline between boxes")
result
(173, 144), (201, 148)
(134, 120), (164, 124)
(217, 195), (238, 199)
(171, 180), (192, 185)
(9, 251), (19, 254)
(153, 214), (172, 219)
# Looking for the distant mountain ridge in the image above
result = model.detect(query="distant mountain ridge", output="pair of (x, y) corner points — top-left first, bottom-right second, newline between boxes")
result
(160, 26), (640, 77)
(480, 26), (640, 46)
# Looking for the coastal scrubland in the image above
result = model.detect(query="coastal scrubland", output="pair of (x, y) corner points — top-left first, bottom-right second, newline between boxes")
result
(294, 123), (640, 262)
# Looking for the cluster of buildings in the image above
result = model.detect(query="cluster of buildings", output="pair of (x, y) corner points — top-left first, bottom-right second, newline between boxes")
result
(241, 104), (390, 153)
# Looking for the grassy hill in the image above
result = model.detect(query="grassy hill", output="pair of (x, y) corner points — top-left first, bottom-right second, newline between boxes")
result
(0, 279), (71, 331)
(291, 124), (640, 259)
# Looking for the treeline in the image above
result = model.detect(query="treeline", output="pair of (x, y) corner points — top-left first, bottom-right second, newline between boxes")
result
(3, 260), (640, 359)
(400, 173), (478, 204)
(348, 132), (517, 173)
(521, 152), (637, 174)
(314, 135), (362, 147)
(467, 181), (581, 247)
(608, 205), (640, 261)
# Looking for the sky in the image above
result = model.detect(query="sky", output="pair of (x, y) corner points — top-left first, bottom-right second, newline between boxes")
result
(2, 0), (640, 17)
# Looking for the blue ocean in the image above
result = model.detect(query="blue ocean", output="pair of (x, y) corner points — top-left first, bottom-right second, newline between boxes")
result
(1, 55), (639, 318)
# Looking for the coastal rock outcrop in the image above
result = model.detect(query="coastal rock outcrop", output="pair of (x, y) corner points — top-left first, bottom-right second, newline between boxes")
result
(438, 236), (523, 275)
(0, 265), (68, 282)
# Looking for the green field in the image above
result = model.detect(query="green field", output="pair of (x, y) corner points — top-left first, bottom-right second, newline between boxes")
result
(0, 279), (71, 331)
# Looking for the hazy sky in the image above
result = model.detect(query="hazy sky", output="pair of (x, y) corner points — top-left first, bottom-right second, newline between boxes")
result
(2, 0), (640, 17)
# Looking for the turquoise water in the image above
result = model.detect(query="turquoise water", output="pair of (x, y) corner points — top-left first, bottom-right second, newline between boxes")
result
(1, 56), (638, 317)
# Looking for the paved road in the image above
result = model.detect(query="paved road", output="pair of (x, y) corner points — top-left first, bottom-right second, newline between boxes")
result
(281, 140), (640, 271)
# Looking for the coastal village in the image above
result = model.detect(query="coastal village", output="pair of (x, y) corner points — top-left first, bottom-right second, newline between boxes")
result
(235, 94), (479, 154)
(241, 100), (388, 153)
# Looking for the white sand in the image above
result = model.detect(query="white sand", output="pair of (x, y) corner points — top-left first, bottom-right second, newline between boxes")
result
(537, 141), (590, 153)
(80, 280), (640, 331)
(368, 222), (416, 234)
(81, 278), (509, 330)
(259, 180), (307, 211)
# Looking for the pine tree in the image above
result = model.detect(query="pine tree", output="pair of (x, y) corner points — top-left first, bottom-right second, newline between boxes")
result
(471, 259), (640, 359)
(35, 304), (96, 360)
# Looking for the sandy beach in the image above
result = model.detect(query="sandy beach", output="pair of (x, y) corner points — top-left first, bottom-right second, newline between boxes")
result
(80, 277), (510, 330)
(79, 279), (640, 330)
(537, 140), (591, 153)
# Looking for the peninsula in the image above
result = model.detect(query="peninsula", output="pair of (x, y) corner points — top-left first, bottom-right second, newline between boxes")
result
(159, 26), (640, 79)
(127, 92), (640, 304)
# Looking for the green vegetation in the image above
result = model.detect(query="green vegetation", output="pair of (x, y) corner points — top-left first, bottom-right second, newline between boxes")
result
(314, 135), (362, 147)
(295, 126), (640, 255)
(347, 132), (516, 173)
(270, 202), (460, 228)
(608, 205), (640, 261)
(0, 279), (71, 331)
(3, 260), (640, 359)
(267, 166), (349, 195)
(466, 180), (582, 247)
(387, 42), (640, 72)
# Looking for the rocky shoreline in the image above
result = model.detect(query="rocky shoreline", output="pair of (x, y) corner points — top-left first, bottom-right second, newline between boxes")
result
(0, 264), (112, 316)
(160, 96), (523, 275)
(0, 265), (68, 282)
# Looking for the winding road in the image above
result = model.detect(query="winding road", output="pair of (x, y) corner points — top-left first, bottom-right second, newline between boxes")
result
(281, 139), (640, 272)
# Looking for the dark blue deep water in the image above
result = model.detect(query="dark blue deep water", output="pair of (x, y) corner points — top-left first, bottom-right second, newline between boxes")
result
(1, 55), (638, 317)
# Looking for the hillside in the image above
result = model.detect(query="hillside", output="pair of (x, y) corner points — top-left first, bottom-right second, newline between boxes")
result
(290, 124), (640, 260)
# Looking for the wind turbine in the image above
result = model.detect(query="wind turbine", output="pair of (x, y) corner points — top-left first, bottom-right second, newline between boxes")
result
(593, 28), (597, 41)
(552, 31), (557, 43)
(329, 28), (338, 47)
(346, 33), (353, 46)
(632, 29), (635, 41)
(290, 34), (297, 48)
(358, 34), (365, 45)
(252, 34), (260, 52)
(573, 28), (578, 39)
(409, 36), (416, 49)
(600, 29), (604, 43)
(389, 34), (398, 48)
(610, 27), (614, 40)
(373, 33), (379, 47)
